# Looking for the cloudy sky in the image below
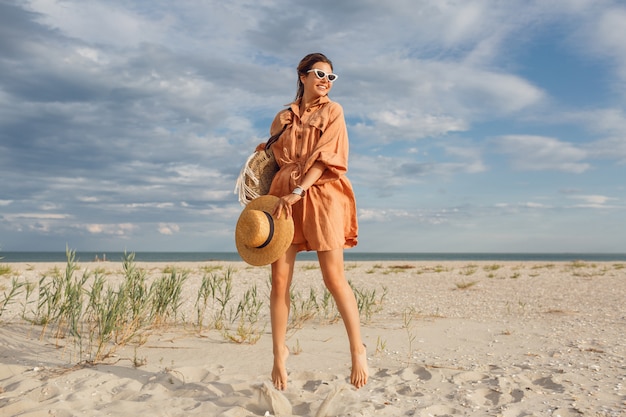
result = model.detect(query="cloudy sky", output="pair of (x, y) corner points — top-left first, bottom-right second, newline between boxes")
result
(1, 0), (625, 254)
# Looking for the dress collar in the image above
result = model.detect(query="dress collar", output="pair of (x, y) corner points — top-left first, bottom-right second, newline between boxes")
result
(289, 95), (331, 116)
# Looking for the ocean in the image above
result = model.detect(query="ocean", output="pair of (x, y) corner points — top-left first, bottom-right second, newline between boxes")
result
(1, 252), (625, 263)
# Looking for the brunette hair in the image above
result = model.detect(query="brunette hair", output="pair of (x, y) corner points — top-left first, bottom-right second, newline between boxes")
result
(295, 52), (333, 101)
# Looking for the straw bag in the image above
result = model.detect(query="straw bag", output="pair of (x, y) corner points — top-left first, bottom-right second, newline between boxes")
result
(235, 124), (288, 206)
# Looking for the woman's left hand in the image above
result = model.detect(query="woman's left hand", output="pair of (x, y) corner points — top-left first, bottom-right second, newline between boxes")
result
(273, 193), (301, 219)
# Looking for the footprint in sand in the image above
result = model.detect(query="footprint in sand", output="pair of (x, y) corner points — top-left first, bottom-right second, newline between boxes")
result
(466, 387), (501, 407)
(419, 404), (461, 416)
(533, 376), (565, 393)
(451, 370), (488, 384)
(399, 365), (433, 381)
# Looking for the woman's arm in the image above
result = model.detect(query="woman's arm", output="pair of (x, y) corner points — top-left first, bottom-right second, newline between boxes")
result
(273, 161), (325, 219)
(298, 161), (326, 191)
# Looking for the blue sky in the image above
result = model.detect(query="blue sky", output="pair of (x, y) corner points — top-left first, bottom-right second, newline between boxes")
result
(1, 0), (625, 253)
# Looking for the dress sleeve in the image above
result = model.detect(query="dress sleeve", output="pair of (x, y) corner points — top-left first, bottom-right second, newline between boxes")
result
(307, 102), (349, 184)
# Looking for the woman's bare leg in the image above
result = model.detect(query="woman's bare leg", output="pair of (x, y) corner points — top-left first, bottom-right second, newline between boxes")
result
(317, 249), (368, 389)
(270, 245), (298, 390)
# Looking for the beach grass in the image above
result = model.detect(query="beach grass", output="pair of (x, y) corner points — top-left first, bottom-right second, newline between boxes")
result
(455, 280), (478, 290)
(402, 306), (418, 365)
(350, 281), (388, 322)
(483, 264), (502, 271)
(0, 249), (389, 363)
(459, 264), (478, 276)
(0, 278), (25, 319)
(375, 335), (387, 355)
(0, 264), (12, 277)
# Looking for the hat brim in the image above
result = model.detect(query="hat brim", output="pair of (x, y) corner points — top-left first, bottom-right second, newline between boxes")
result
(235, 195), (294, 266)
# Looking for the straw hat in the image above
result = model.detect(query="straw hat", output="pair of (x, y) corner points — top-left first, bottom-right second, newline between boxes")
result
(235, 195), (294, 266)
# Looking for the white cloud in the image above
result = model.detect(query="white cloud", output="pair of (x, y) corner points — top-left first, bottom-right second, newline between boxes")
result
(77, 196), (99, 203)
(580, 108), (626, 136)
(575, 195), (611, 205)
(124, 202), (175, 210)
(494, 135), (590, 173)
(354, 111), (468, 143)
(568, 194), (618, 208)
(74, 47), (107, 64)
(83, 223), (137, 236)
(524, 202), (549, 209)
(346, 59), (544, 145)
(590, 136), (626, 164)
(358, 207), (452, 225)
(6, 213), (69, 220)
(456, 68), (545, 114)
(86, 224), (104, 234)
(572, 109), (626, 164)
(591, 7), (626, 84)
(158, 223), (180, 235)
(349, 143), (483, 197)
(493, 202), (551, 211)
(438, 1), (487, 47)
(28, 0), (170, 47)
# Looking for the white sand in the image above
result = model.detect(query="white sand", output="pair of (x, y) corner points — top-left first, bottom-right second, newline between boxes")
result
(1, 260), (625, 416)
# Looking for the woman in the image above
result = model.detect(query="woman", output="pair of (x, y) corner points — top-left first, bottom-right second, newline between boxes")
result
(264, 53), (367, 390)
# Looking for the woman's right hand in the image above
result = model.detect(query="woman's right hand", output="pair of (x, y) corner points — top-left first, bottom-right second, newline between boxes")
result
(273, 194), (301, 219)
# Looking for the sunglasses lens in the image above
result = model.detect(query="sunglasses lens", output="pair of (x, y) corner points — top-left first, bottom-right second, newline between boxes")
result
(308, 69), (337, 82)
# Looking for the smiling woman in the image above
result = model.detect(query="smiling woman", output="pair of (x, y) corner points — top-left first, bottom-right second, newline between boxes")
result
(245, 52), (368, 391)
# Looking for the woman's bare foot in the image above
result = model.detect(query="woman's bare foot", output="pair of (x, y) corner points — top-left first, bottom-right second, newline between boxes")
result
(271, 345), (290, 390)
(350, 344), (368, 389)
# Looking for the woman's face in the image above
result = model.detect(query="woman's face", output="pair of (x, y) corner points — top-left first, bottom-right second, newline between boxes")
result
(300, 61), (334, 100)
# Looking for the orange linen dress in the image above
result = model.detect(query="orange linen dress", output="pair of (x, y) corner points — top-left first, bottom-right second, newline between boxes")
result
(265, 96), (358, 252)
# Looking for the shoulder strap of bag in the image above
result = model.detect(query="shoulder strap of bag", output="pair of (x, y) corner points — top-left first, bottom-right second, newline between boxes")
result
(265, 109), (292, 153)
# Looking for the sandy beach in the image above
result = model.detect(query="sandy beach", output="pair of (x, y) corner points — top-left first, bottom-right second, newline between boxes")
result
(1, 260), (624, 416)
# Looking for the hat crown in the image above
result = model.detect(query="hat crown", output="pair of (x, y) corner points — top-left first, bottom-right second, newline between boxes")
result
(235, 195), (294, 266)
(237, 210), (273, 248)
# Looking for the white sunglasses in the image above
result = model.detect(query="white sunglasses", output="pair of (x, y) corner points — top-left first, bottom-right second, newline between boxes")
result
(307, 69), (338, 82)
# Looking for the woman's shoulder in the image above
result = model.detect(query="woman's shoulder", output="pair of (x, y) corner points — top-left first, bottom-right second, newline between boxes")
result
(321, 99), (345, 123)
(328, 100), (343, 112)
(320, 98), (344, 116)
